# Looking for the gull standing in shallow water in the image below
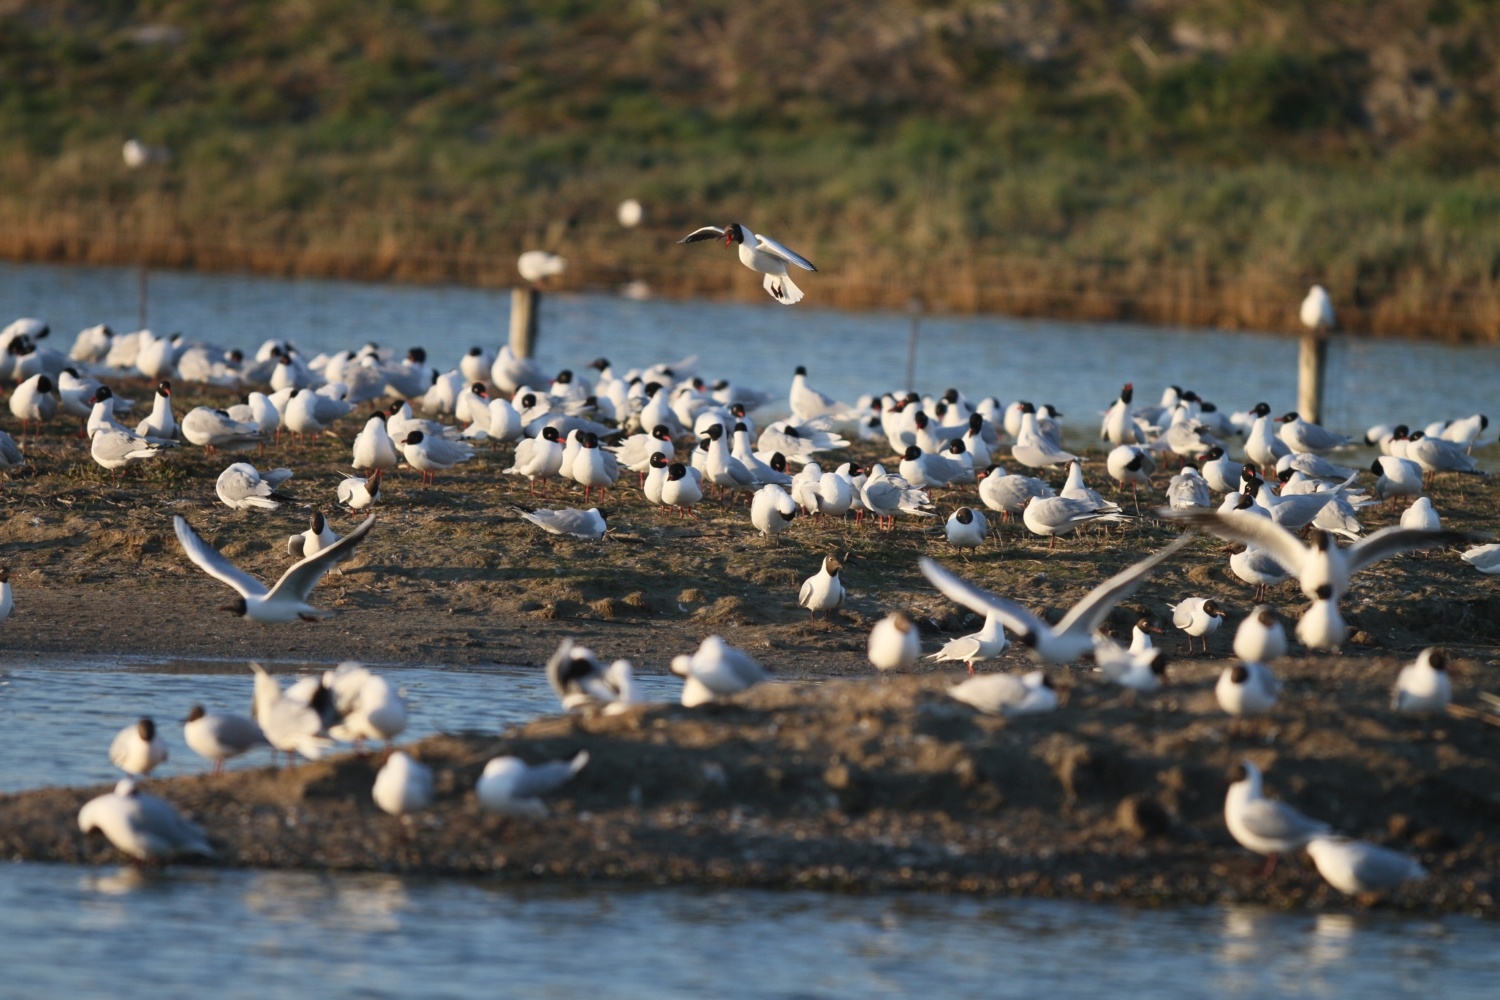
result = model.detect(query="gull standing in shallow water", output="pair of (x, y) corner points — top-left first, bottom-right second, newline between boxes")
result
(78, 778), (214, 862)
(477, 751), (590, 817)
(173, 513), (375, 623)
(1224, 759), (1330, 875)
(919, 533), (1191, 664)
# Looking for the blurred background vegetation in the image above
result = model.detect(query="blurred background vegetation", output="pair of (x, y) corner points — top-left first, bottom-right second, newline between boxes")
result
(3, 0), (1500, 339)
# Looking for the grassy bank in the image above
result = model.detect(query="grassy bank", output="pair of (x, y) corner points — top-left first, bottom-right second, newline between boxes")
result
(4, 2), (1500, 338)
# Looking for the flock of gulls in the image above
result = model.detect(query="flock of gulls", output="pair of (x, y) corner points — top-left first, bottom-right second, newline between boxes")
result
(0, 274), (1492, 901)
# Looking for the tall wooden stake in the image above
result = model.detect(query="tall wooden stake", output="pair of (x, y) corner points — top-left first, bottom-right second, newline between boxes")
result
(1297, 332), (1328, 424)
(510, 286), (539, 359)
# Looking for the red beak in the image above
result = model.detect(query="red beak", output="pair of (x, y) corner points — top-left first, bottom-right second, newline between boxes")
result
(724, 233), (732, 247)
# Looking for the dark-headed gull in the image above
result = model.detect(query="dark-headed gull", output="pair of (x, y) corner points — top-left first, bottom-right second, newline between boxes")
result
(109, 718), (168, 776)
(798, 555), (845, 619)
(173, 513), (375, 623)
(78, 778), (214, 862)
(678, 223), (817, 304)
(183, 705), (267, 775)
(1225, 759), (1330, 875)
(867, 612), (920, 671)
(1392, 647), (1451, 713)
(919, 533), (1191, 664)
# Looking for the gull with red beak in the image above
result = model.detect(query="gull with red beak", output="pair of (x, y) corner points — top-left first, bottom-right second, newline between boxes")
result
(678, 223), (818, 304)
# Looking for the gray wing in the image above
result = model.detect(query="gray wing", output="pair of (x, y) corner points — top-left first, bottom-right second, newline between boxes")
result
(511, 755), (587, 798)
(677, 226), (727, 244)
(173, 516), (269, 599)
(135, 793), (213, 856)
(210, 714), (267, 752)
(265, 514), (375, 602)
(1346, 526), (1474, 574)
(919, 557), (1049, 639)
(755, 233), (818, 272)
(287, 534), (307, 557)
(1056, 532), (1194, 634)
(1156, 508), (1308, 576)
(1239, 798), (1329, 844)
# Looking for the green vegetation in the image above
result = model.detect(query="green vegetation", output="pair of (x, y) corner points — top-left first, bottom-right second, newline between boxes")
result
(2, 1), (1500, 339)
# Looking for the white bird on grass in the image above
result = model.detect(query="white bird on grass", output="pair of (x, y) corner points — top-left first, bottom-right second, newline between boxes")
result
(1400, 496), (1440, 531)
(1172, 597), (1225, 654)
(671, 635), (770, 706)
(174, 514), (375, 623)
(181, 406), (262, 453)
(399, 430), (474, 485)
(513, 505), (609, 541)
(1216, 662), (1281, 721)
(919, 534), (1191, 664)
(750, 483), (799, 540)
(945, 506), (988, 552)
(337, 468), (383, 511)
(216, 463), (296, 511)
(679, 223), (818, 304)
(478, 751), (589, 817)
(798, 554), (846, 619)
(78, 778), (213, 862)
(1233, 606), (1287, 661)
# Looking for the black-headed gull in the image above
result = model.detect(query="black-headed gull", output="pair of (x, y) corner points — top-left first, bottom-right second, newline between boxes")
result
(678, 223), (817, 304)
(798, 555), (845, 619)
(1277, 412), (1352, 454)
(327, 662), (409, 747)
(944, 506), (988, 552)
(373, 751), (434, 816)
(337, 468), (383, 511)
(78, 778), (213, 862)
(1305, 836), (1426, 894)
(1392, 647), (1451, 714)
(513, 505), (609, 541)
(250, 663), (336, 763)
(90, 427), (169, 479)
(183, 705), (267, 774)
(109, 718), (168, 776)
(9, 373), (56, 435)
(920, 534), (1190, 663)
(181, 405), (262, 453)
(927, 612), (1008, 674)
(174, 513), (375, 623)
(217, 462), (297, 511)
(477, 751), (589, 816)
(1233, 606), (1287, 661)
(1216, 663), (1280, 722)
(948, 670), (1057, 715)
(867, 612), (920, 671)
(1171, 597), (1224, 654)
(1224, 759), (1330, 875)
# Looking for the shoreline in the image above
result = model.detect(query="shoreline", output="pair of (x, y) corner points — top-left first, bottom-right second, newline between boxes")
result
(4, 671), (1494, 918)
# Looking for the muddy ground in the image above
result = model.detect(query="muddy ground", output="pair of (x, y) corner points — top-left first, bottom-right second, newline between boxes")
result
(1, 377), (1497, 677)
(2, 666), (1495, 917)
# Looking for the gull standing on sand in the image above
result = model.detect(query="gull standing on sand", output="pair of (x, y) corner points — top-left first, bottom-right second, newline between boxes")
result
(928, 612), (1008, 674)
(181, 406), (263, 453)
(183, 705), (267, 774)
(1216, 663), (1281, 721)
(90, 426), (169, 479)
(1370, 456), (1424, 503)
(678, 224), (818, 305)
(399, 431), (474, 485)
(671, 635), (769, 706)
(1172, 597), (1225, 654)
(919, 534), (1191, 664)
(286, 510), (340, 560)
(478, 751), (590, 817)
(352, 413), (400, 471)
(948, 670), (1057, 716)
(1010, 402), (1079, 470)
(1224, 759), (1331, 875)
(174, 513), (375, 623)
(372, 751), (434, 817)
(1392, 648), (1451, 714)
(750, 483), (799, 540)
(216, 463), (297, 511)
(867, 612), (920, 671)
(78, 778), (214, 862)
(799, 555), (846, 619)
(661, 462), (704, 516)
(109, 718), (168, 776)
(1233, 607), (1287, 662)
(1305, 836), (1426, 895)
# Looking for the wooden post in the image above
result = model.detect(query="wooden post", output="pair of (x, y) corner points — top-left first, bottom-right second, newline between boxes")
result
(1297, 332), (1328, 424)
(509, 286), (539, 359)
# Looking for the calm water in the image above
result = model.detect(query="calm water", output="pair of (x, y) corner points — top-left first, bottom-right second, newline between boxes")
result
(0, 660), (678, 792)
(2, 260), (1496, 436)
(1, 864), (1494, 999)
(3, 262), (1497, 994)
